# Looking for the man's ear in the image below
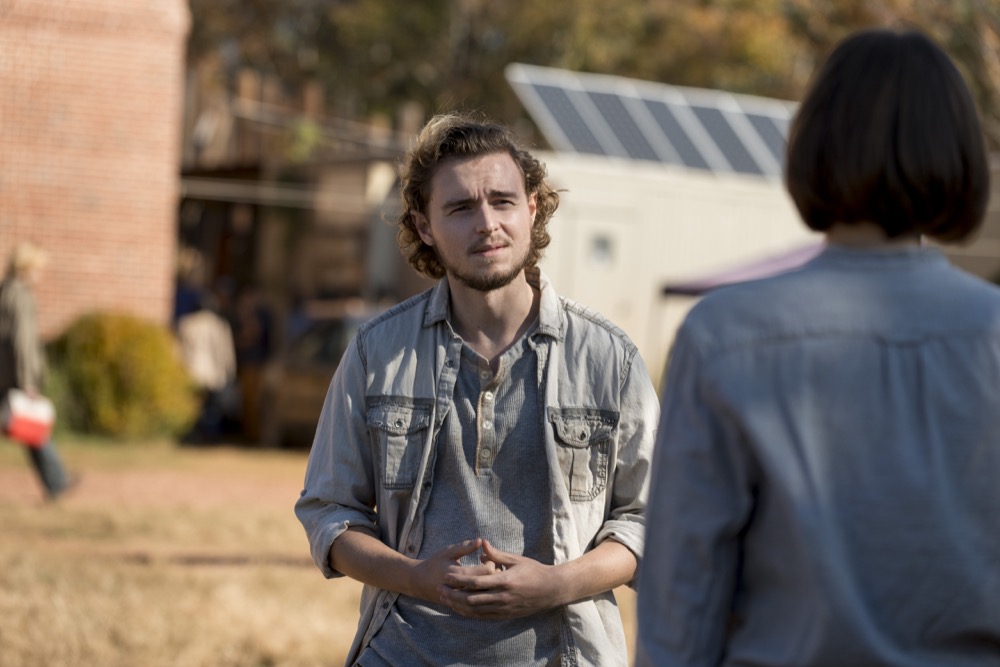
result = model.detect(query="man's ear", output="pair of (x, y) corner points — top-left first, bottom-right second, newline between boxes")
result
(528, 192), (538, 225)
(413, 211), (434, 247)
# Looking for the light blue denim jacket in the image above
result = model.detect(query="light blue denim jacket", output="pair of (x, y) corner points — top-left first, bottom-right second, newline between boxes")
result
(638, 245), (1000, 667)
(296, 268), (658, 666)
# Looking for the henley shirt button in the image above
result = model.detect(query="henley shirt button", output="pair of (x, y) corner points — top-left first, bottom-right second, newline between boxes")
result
(483, 420), (493, 431)
(483, 391), (494, 401)
(445, 359), (453, 368)
(381, 601), (389, 609)
(395, 419), (404, 428)
(480, 371), (490, 381)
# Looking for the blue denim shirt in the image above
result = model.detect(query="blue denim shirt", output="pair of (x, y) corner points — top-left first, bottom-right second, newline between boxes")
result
(638, 245), (1000, 666)
(296, 268), (658, 666)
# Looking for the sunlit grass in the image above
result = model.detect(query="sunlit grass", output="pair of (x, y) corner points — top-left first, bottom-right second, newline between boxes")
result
(0, 437), (362, 667)
(0, 436), (637, 666)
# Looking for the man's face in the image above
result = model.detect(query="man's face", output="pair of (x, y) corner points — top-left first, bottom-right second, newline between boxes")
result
(414, 151), (537, 293)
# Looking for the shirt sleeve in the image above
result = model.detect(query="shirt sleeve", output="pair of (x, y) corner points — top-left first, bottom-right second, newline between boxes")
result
(594, 344), (659, 567)
(294, 334), (379, 578)
(635, 323), (757, 667)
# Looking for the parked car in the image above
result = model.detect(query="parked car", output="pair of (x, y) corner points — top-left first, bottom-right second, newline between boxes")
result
(259, 301), (378, 447)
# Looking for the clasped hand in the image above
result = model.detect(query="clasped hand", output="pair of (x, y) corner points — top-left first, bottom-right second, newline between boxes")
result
(415, 538), (565, 619)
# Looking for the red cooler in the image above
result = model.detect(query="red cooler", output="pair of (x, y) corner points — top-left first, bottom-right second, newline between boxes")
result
(1, 389), (55, 448)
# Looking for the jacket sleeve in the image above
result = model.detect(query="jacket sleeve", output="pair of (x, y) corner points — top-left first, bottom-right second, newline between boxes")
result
(294, 334), (378, 578)
(595, 345), (659, 567)
(635, 323), (756, 667)
(12, 285), (44, 392)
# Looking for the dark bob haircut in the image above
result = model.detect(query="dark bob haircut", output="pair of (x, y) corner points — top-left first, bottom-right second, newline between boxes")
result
(785, 28), (989, 242)
(396, 112), (560, 279)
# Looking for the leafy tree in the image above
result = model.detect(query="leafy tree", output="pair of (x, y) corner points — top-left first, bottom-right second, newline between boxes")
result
(782, 0), (1000, 146)
(187, 0), (330, 85)
(185, 0), (1000, 148)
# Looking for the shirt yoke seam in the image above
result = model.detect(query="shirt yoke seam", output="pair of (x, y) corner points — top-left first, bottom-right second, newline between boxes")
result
(689, 325), (1000, 371)
(559, 297), (637, 387)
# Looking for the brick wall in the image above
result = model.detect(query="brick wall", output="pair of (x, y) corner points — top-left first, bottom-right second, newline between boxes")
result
(0, 0), (190, 339)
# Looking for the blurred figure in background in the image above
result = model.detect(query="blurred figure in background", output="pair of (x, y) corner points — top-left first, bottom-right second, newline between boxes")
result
(177, 290), (237, 443)
(0, 242), (75, 499)
(283, 288), (312, 345)
(172, 245), (206, 328)
(637, 28), (1000, 666)
(232, 285), (272, 443)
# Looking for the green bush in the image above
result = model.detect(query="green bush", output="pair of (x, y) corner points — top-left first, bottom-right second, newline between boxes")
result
(48, 312), (199, 440)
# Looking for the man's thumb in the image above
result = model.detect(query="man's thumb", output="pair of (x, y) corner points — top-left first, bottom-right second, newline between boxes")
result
(480, 539), (515, 567)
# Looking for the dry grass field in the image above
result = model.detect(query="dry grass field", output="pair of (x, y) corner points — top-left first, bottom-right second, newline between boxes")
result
(0, 437), (637, 666)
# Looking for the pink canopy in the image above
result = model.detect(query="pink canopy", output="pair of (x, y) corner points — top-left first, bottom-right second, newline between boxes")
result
(661, 242), (825, 296)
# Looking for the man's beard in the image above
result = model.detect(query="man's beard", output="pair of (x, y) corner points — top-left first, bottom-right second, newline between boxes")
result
(442, 241), (533, 293)
(453, 263), (525, 292)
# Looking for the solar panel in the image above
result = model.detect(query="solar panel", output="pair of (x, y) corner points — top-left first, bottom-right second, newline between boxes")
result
(746, 113), (788, 167)
(641, 99), (709, 171)
(506, 63), (797, 179)
(531, 84), (605, 155)
(587, 91), (660, 161)
(690, 105), (764, 175)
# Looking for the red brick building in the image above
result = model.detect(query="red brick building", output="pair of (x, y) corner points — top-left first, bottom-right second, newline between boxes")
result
(0, 0), (190, 338)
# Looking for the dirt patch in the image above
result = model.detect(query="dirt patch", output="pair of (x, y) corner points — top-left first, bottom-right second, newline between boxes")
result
(0, 443), (308, 508)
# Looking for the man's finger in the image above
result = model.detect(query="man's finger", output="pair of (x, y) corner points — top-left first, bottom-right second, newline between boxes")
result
(440, 538), (482, 560)
(443, 566), (504, 590)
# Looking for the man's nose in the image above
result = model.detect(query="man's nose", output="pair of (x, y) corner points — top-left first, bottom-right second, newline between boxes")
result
(474, 206), (500, 233)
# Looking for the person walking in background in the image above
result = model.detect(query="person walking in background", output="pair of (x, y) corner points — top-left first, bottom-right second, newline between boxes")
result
(177, 290), (238, 443)
(232, 285), (272, 443)
(0, 242), (75, 500)
(172, 245), (206, 328)
(637, 28), (1000, 666)
(295, 113), (658, 666)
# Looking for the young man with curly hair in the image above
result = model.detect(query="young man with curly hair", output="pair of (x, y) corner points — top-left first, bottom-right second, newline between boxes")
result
(296, 113), (658, 666)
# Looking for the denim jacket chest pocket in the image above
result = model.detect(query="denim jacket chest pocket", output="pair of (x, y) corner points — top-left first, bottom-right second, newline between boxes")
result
(548, 408), (618, 502)
(367, 402), (432, 490)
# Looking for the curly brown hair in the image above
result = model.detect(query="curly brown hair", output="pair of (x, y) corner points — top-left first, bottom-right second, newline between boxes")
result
(396, 112), (560, 279)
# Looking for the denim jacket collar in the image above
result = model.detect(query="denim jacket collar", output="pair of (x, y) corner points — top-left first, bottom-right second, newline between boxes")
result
(422, 267), (564, 341)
